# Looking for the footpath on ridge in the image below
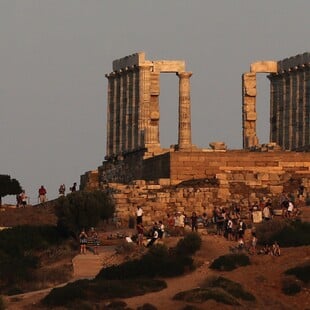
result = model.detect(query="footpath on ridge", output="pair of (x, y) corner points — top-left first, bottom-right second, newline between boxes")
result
(72, 245), (117, 279)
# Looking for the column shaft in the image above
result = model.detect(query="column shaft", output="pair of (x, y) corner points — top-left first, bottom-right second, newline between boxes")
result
(177, 72), (193, 150)
(138, 65), (151, 148)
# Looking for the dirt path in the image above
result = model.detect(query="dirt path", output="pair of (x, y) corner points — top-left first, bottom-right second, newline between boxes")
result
(4, 232), (310, 310)
(4, 245), (117, 309)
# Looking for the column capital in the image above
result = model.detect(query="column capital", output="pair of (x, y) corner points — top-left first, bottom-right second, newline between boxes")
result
(177, 71), (193, 78)
(138, 64), (152, 71)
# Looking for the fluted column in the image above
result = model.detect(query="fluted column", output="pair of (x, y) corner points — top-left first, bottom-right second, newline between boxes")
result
(105, 73), (113, 157)
(138, 64), (151, 148)
(177, 71), (193, 150)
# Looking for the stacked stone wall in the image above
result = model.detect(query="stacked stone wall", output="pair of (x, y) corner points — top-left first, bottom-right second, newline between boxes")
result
(91, 150), (310, 227)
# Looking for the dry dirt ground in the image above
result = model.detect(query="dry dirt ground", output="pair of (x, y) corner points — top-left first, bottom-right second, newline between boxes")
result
(4, 229), (310, 310)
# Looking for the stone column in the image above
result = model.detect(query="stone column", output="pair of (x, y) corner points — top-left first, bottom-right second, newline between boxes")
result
(118, 70), (124, 154)
(177, 71), (193, 150)
(291, 67), (299, 149)
(138, 64), (151, 148)
(242, 72), (258, 148)
(283, 72), (290, 149)
(114, 71), (121, 155)
(132, 67), (139, 150)
(297, 66), (305, 148)
(305, 65), (310, 147)
(105, 73), (114, 158)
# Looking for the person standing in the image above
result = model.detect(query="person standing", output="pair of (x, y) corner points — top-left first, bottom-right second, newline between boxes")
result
(89, 227), (99, 255)
(136, 206), (143, 224)
(38, 185), (47, 203)
(58, 184), (66, 196)
(20, 190), (28, 208)
(70, 182), (77, 193)
(191, 212), (198, 232)
(136, 223), (145, 246)
(79, 229), (88, 254)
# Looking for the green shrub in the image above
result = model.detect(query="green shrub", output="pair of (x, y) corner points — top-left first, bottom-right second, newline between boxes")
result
(137, 303), (158, 310)
(281, 277), (302, 295)
(102, 300), (127, 309)
(175, 232), (202, 256)
(173, 287), (239, 305)
(256, 220), (310, 247)
(42, 279), (88, 306)
(97, 243), (194, 280)
(285, 263), (310, 284)
(209, 253), (250, 271)
(55, 190), (115, 235)
(0, 225), (65, 291)
(202, 276), (255, 301)
(43, 278), (166, 307)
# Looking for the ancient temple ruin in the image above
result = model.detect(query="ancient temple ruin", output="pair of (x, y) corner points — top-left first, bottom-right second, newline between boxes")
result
(242, 52), (310, 150)
(105, 52), (194, 160)
(80, 52), (310, 226)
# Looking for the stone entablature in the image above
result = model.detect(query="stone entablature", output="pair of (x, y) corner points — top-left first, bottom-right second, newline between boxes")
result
(105, 52), (193, 160)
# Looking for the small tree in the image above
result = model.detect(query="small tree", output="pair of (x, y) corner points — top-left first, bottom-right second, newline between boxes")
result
(55, 190), (115, 236)
(0, 174), (22, 206)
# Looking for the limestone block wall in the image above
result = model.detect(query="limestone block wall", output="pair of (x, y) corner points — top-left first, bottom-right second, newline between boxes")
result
(80, 170), (99, 191)
(81, 150), (310, 227)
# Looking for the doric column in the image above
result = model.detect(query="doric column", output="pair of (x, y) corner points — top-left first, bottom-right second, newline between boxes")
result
(242, 72), (258, 148)
(138, 64), (151, 148)
(305, 65), (310, 147)
(177, 71), (193, 150)
(105, 73), (114, 158)
(291, 67), (299, 149)
(114, 71), (121, 154)
(132, 67), (139, 150)
(283, 72), (290, 149)
(297, 66), (305, 148)
(118, 70), (124, 154)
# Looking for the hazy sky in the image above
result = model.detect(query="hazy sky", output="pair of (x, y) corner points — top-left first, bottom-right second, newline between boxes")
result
(1, 0), (309, 204)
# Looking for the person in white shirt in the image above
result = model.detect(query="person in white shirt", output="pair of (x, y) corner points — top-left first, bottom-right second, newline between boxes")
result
(136, 206), (143, 224)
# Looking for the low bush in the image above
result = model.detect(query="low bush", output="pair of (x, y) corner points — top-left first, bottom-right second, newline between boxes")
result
(102, 300), (127, 309)
(281, 276), (302, 295)
(175, 232), (202, 256)
(256, 220), (310, 247)
(0, 225), (66, 292)
(137, 303), (158, 310)
(97, 243), (194, 280)
(209, 253), (250, 271)
(285, 262), (310, 284)
(202, 276), (255, 301)
(173, 287), (239, 305)
(42, 279), (88, 307)
(43, 278), (166, 307)
(55, 190), (115, 236)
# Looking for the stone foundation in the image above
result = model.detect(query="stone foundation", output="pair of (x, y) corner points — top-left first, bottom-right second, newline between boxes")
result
(81, 150), (310, 227)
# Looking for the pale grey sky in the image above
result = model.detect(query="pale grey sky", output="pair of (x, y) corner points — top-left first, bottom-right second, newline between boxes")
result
(1, 0), (309, 203)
